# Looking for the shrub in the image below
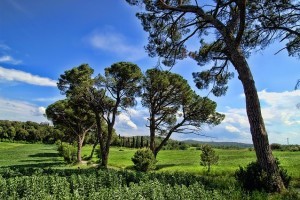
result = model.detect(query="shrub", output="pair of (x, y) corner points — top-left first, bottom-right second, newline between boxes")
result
(235, 160), (291, 192)
(131, 148), (157, 172)
(179, 143), (190, 150)
(57, 142), (76, 163)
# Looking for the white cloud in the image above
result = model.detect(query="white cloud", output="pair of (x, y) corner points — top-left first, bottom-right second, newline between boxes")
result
(86, 29), (146, 61)
(0, 55), (22, 65)
(217, 89), (300, 144)
(0, 66), (56, 87)
(0, 97), (48, 123)
(116, 113), (138, 130)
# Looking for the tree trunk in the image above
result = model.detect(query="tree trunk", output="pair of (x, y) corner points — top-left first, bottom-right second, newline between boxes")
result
(77, 135), (83, 163)
(95, 113), (107, 168)
(89, 138), (98, 159)
(101, 124), (114, 168)
(231, 49), (286, 192)
(101, 149), (108, 167)
(149, 113), (156, 154)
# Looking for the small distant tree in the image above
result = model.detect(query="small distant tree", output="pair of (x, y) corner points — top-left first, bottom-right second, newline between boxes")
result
(200, 145), (219, 172)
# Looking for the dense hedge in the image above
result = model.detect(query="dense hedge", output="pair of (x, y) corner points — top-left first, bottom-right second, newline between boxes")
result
(0, 168), (298, 199)
(0, 175), (242, 199)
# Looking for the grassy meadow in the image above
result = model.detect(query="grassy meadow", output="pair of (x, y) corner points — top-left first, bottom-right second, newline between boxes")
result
(0, 142), (300, 199)
(1, 142), (299, 181)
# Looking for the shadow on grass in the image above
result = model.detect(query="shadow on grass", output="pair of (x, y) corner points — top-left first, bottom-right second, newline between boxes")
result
(1, 161), (66, 169)
(125, 165), (135, 170)
(19, 158), (62, 163)
(124, 164), (177, 171)
(155, 164), (176, 170)
(28, 152), (60, 157)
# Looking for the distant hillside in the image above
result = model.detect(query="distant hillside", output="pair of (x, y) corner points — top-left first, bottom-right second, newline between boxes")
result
(183, 140), (253, 148)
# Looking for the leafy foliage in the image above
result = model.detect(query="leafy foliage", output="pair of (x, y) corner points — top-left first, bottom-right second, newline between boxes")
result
(132, 148), (157, 172)
(200, 145), (219, 172)
(0, 120), (62, 143)
(0, 167), (297, 199)
(125, 0), (298, 192)
(46, 99), (95, 163)
(235, 160), (291, 192)
(142, 68), (224, 157)
(57, 142), (77, 163)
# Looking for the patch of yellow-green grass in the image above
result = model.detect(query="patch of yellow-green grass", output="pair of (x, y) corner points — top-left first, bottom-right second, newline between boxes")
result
(0, 142), (64, 168)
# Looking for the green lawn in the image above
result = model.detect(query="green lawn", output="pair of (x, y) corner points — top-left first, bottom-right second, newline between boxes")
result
(1, 142), (299, 181)
(0, 142), (64, 168)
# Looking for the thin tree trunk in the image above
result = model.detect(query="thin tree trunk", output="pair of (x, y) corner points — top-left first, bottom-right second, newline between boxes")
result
(149, 112), (156, 153)
(89, 138), (98, 159)
(95, 113), (107, 168)
(101, 150), (108, 167)
(77, 135), (84, 163)
(231, 49), (286, 192)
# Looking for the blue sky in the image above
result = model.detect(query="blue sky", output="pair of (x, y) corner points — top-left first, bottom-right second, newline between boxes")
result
(0, 0), (299, 144)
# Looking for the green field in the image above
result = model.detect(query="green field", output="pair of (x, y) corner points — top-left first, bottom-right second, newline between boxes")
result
(0, 142), (300, 199)
(0, 142), (64, 168)
(1, 142), (299, 181)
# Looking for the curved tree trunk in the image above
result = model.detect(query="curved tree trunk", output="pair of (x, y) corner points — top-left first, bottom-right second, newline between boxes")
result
(231, 49), (286, 192)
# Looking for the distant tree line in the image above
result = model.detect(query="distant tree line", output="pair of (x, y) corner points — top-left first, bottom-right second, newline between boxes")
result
(0, 120), (62, 143)
(270, 143), (300, 152)
(117, 135), (190, 150)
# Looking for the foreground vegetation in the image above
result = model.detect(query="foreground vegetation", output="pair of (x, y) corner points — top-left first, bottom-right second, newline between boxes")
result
(3, 167), (296, 200)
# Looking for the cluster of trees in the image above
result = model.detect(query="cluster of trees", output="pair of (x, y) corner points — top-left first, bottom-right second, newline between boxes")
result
(126, 0), (300, 192)
(270, 143), (300, 152)
(46, 62), (223, 166)
(0, 120), (62, 143)
(118, 136), (148, 148)
(118, 135), (191, 150)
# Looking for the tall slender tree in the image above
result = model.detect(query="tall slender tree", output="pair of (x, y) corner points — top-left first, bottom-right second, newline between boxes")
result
(57, 64), (121, 167)
(142, 68), (224, 157)
(125, 0), (296, 191)
(97, 62), (143, 167)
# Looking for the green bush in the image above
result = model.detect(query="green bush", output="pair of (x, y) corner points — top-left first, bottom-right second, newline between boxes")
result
(57, 142), (77, 163)
(131, 148), (157, 172)
(179, 143), (190, 150)
(235, 160), (291, 192)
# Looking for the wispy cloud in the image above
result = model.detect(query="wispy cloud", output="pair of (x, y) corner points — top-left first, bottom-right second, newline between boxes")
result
(5, 0), (31, 16)
(0, 44), (11, 51)
(33, 96), (63, 102)
(0, 55), (22, 65)
(0, 97), (47, 123)
(0, 66), (56, 87)
(86, 29), (146, 61)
